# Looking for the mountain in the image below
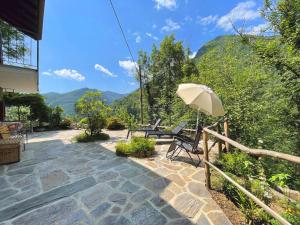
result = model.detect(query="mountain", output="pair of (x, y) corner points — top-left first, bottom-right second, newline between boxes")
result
(43, 88), (127, 115)
(194, 35), (251, 59)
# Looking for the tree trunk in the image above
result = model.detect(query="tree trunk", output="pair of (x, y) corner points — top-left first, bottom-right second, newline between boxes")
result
(145, 83), (154, 123)
(17, 106), (20, 121)
(139, 66), (144, 124)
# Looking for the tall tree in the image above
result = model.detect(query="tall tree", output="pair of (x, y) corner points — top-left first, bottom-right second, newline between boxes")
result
(137, 35), (193, 125)
(138, 51), (154, 123)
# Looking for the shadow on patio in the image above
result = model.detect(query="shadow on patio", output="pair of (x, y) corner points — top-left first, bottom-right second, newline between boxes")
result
(0, 130), (231, 225)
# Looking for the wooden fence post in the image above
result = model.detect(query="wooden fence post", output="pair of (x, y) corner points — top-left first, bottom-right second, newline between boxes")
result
(203, 130), (211, 189)
(224, 118), (230, 151)
(217, 123), (222, 157)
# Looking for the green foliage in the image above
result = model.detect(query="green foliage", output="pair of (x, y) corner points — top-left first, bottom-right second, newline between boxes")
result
(110, 104), (138, 129)
(49, 106), (64, 128)
(4, 92), (51, 124)
(115, 137), (155, 157)
(106, 117), (125, 130)
(5, 106), (30, 121)
(59, 118), (72, 129)
(222, 177), (268, 224)
(217, 151), (300, 225)
(242, 0), (300, 152)
(75, 91), (109, 136)
(113, 35), (198, 126)
(269, 173), (290, 188)
(73, 132), (109, 143)
(4, 92), (73, 131)
(219, 152), (258, 177)
(268, 199), (300, 225)
(219, 152), (272, 200)
(281, 200), (300, 225)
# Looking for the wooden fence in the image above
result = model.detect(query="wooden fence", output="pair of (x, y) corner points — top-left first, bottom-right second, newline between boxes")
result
(202, 121), (300, 225)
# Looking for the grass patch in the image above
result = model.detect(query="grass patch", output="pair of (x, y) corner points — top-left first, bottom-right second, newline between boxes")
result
(116, 137), (155, 157)
(73, 132), (110, 143)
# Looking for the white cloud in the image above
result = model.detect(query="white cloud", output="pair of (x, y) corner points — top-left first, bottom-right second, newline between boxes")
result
(119, 60), (138, 76)
(94, 64), (117, 77)
(217, 1), (260, 31)
(189, 51), (197, 59)
(135, 35), (141, 43)
(43, 69), (85, 81)
(154, 0), (176, 10)
(133, 32), (142, 43)
(244, 23), (269, 35)
(128, 82), (137, 86)
(197, 15), (219, 26)
(53, 69), (85, 81)
(152, 24), (157, 29)
(42, 71), (51, 76)
(161, 19), (181, 32)
(146, 32), (159, 41)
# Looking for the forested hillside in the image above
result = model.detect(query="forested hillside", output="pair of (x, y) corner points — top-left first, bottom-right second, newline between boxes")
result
(44, 88), (126, 115)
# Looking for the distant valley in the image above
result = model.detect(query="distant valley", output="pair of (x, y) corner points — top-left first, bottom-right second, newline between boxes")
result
(43, 88), (127, 115)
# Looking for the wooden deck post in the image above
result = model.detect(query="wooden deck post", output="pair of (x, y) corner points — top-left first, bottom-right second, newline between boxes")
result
(224, 118), (230, 151)
(203, 130), (211, 189)
(217, 123), (222, 157)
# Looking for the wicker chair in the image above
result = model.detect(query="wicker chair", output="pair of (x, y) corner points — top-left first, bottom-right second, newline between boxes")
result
(0, 135), (23, 164)
(0, 123), (25, 164)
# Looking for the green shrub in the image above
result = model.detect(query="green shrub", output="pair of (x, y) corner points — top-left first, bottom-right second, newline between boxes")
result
(116, 137), (155, 157)
(217, 154), (283, 225)
(50, 106), (64, 128)
(59, 118), (72, 129)
(106, 117), (126, 130)
(282, 201), (300, 225)
(75, 91), (109, 136)
(219, 152), (263, 178)
(73, 132), (110, 143)
(221, 175), (270, 224)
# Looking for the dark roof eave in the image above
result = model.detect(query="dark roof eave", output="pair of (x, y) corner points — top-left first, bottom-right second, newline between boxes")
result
(37, 0), (45, 40)
(0, 0), (45, 40)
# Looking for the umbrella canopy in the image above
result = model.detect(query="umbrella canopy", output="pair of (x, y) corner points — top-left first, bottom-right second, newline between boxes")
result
(176, 83), (225, 117)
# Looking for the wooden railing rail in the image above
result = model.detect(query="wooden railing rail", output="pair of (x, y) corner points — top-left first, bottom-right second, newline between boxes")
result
(202, 126), (299, 225)
(204, 159), (291, 225)
(203, 127), (300, 164)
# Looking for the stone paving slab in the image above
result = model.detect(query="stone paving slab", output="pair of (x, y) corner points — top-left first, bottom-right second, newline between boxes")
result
(0, 177), (96, 222)
(0, 129), (232, 225)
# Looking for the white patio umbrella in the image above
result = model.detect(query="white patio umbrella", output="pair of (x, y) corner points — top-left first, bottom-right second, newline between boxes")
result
(176, 83), (225, 127)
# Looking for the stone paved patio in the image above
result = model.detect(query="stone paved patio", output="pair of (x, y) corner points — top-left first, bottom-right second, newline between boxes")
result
(0, 130), (232, 225)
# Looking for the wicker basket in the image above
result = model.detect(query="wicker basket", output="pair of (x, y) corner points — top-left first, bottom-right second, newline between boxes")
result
(0, 138), (22, 164)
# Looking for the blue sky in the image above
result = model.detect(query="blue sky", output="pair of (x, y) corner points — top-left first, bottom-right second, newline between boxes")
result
(39, 0), (266, 94)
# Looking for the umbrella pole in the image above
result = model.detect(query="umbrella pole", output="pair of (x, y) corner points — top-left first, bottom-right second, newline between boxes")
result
(196, 110), (199, 129)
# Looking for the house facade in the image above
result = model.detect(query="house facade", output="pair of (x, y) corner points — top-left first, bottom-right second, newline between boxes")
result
(0, 0), (45, 121)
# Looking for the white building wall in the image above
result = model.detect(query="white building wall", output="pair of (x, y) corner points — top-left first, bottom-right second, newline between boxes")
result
(0, 64), (38, 93)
